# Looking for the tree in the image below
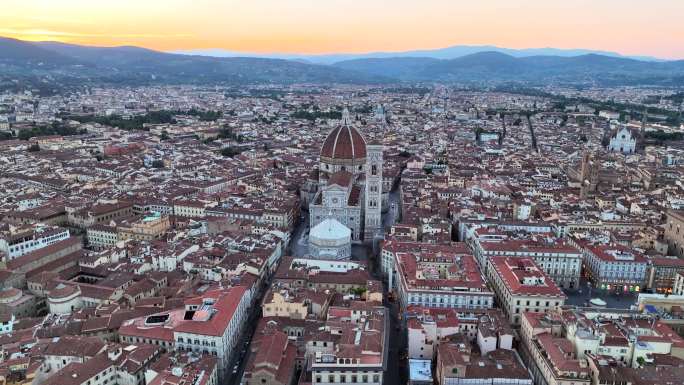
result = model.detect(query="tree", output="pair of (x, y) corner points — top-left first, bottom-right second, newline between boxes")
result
(186, 108), (222, 121)
(601, 136), (610, 148)
(151, 160), (165, 168)
(221, 147), (241, 158)
(350, 287), (367, 297)
(160, 131), (170, 141)
(291, 107), (342, 121)
(646, 130), (683, 141)
(636, 357), (645, 367)
(65, 110), (177, 131)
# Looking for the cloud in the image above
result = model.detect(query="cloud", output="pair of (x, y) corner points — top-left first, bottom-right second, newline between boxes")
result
(25, 16), (97, 26)
(0, 28), (192, 39)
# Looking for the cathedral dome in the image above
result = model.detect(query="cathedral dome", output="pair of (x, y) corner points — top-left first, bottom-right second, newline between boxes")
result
(320, 109), (367, 162)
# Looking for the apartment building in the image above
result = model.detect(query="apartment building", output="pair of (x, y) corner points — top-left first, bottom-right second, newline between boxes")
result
(487, 257), (566, 325)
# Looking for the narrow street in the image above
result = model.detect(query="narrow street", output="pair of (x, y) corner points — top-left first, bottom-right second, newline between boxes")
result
(384, 296), (408, 385)
(226, 279), (268, 385)
(381, 186), (405, 385)
(290, 211), (310, 257)
(383, 188), (401, 230)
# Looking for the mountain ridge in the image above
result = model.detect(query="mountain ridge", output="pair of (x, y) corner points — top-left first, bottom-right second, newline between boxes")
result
(332, 52), (684, 85)
(2, 36), (684, 88)
(173, 44), (668, 64)
(0, 36), (389, 87)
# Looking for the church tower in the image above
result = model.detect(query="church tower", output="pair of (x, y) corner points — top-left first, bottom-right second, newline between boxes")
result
(364, 143), (383, 241)
(580, 151), (599, 199)
(637, 108), (647, 152)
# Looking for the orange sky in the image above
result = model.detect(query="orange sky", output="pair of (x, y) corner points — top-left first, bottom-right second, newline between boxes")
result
(2, 0), (683, 59)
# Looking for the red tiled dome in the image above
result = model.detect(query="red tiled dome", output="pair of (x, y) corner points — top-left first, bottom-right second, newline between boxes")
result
(320, 124), (367, 160)
(48, 283), (79, 300)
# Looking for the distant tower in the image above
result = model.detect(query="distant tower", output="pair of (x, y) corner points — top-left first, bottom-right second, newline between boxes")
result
(374, 104), (386, 124)
(632, 108), (648, 152)
(580, 151), (599, 199)
(641, 108), (647, 133)
(364, 143), (383, 241)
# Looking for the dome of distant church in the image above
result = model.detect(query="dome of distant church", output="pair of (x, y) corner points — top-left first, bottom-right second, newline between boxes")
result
(320, 109), (367, 162)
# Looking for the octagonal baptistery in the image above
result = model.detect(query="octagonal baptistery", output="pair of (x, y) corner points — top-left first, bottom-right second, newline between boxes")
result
(309, 218), (352, 260)
(319, 109), (367, 178)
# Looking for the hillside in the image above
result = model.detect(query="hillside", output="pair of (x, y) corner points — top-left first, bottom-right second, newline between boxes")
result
(333, 52), (684, 86)
(3, 37), (684, 88)
(0, 37), (388, 88)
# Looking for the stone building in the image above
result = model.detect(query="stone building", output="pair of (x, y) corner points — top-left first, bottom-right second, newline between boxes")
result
(665, 210), (684, 257)
(309, 109), (384, 244)
(608, 126), (637, 154)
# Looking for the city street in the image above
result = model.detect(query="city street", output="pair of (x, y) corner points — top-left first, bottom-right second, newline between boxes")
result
(384, 293), (408, 385)
(290, 211), (310, 257)
(226, 280), (268, 385)
(383, 188), (401, 231)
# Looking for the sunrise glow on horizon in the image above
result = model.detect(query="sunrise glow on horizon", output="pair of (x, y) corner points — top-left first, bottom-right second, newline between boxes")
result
(2, 0), (684, 59)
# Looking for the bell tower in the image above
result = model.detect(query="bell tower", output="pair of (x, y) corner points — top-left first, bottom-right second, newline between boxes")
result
(580, 151), (599, 199)
(364, 143), (383, 241)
